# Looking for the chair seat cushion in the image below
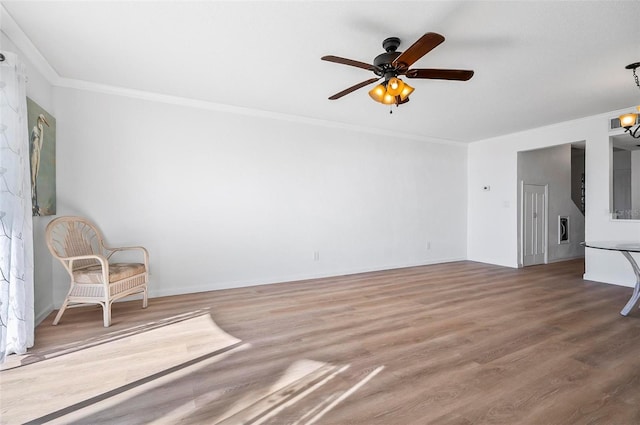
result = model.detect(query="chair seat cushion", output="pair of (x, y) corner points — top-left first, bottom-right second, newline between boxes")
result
(73, 263), (146, 284)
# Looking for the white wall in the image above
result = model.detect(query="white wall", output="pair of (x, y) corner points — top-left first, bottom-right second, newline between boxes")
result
(518, 144), (585, 262)
(52, 87), (468, 305)
(468, 114), (640, 287)
(0, 31), (55, 324)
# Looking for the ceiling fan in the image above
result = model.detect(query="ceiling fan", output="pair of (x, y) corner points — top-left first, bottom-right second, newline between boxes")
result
(321, 32), (474, 106)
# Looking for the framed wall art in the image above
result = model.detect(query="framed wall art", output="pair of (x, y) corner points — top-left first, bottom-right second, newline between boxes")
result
(27, 97), (56, 216)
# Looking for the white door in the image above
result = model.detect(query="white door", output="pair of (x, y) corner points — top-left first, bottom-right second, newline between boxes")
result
(522, 184), (547, 266)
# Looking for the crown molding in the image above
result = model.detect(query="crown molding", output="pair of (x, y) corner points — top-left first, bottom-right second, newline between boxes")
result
(1, 3), (465, 147)
(56, 77), (466, 147)
(0, 3), (60, 84)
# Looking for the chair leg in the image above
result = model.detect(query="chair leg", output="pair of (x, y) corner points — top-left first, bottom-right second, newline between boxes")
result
(142, 285), (148, 309)
(102, 301), (112, 327)
(52, 299), (69, 325)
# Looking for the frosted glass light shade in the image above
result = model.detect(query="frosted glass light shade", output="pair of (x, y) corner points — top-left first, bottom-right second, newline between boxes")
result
(381, 93), (396, 105)
(368, 84), (387, 103)
(386, 77), (405, 96)
(619, 113), (638, 129)
(399, 83), (414, 101)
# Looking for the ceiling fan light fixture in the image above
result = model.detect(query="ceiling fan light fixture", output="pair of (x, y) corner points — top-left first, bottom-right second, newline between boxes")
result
(323, 33), (474, 108)
(368, 84), (387, 103)
(386, 77), (405, 96)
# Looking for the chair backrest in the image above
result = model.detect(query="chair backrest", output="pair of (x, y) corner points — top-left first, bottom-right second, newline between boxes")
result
(46, 216), (105, 270)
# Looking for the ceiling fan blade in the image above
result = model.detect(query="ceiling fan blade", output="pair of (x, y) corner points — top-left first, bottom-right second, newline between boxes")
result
(405, 68), (474, 81)
(328, 78), (381, 100)
(321, 55), (378, 71)
(393, 32), (445, 70)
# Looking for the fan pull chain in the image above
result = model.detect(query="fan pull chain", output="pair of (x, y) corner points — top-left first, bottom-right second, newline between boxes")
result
(390, 98), (400, 114)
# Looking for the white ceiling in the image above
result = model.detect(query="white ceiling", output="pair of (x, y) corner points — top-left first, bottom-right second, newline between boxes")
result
(3, 1), (640, 143)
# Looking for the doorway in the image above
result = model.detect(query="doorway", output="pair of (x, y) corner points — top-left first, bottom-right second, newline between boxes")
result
(517, 143), (586, 267)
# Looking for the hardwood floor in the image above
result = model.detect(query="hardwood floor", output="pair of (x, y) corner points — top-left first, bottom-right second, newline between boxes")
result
(3, 259), (640, 424)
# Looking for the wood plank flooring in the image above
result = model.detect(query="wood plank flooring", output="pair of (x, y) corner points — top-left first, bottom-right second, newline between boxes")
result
(3, 259), (640, 424)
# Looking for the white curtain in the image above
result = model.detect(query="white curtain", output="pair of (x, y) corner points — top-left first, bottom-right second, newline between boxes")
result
(0, 51), (34, 363)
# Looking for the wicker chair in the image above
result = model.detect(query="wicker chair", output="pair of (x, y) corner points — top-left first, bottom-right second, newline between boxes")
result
(46, 216), (149, 327)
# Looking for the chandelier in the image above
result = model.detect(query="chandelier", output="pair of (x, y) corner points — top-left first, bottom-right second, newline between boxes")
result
(619, 62), (640, 139)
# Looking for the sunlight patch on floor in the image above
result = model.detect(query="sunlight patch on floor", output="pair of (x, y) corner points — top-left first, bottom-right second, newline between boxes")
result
(1, 310), (386, 424)
(301, 365), (385, 425)
(211, 363), (385, 425)
(214, 360), (347, 424)
(0, 312), (242, 424)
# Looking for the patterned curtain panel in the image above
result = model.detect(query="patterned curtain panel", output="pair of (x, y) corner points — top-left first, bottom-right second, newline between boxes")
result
(0, 51), (34, 363)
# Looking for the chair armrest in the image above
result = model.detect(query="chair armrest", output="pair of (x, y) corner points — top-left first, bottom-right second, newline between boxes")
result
(104, 246), (149, 268)
(66, 254), (108, 265)
(65, 254), (109, 280)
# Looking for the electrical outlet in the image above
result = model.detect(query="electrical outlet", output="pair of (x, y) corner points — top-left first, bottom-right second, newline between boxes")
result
(426, 241), (431, 250)
(313, 251), (320, 261)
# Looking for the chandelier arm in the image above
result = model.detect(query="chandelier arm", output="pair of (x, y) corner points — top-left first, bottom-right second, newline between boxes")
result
(622, 62), (640, 138)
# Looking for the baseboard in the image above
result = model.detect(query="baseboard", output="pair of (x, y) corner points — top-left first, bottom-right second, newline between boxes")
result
(547, 255), (585, 264)
(583, 272), (634, 288)
(35, 304), (54, 326)
(148, 257), (467, 299)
